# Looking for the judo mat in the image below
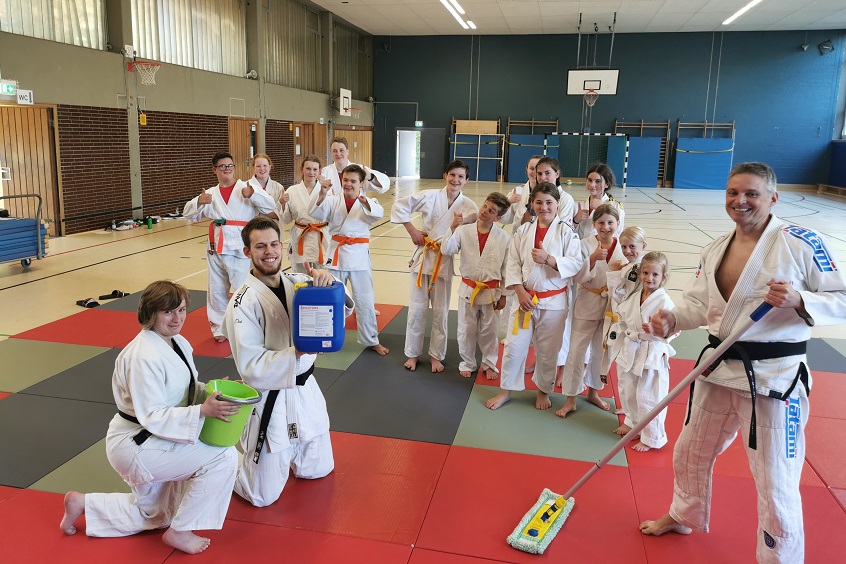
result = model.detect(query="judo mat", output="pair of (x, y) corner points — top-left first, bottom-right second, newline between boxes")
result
(1, 299), (845, 563)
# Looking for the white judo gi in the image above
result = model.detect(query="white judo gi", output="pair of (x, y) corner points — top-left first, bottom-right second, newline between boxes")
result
(183, 181), (275, 337)
(309, 192), (384, 347)
(391, 187), (479, 361)
(85, 330), (237, 536)
(281, 181), (330, 273)
(248, 175), (286, 218)
(441, 222), (512, 374)
(573, 193), (625, 239)
(561, 236), (627, 397)
(321, 162), (391, 195)
(608, 286), (675, 448)
(667, 215), (846, 563)
(223, 272), (354, 507)
(500, 217), (583, 394)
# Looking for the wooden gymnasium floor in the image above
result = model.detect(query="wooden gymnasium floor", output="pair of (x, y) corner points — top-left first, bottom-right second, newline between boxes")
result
(1, 179), (845, 563)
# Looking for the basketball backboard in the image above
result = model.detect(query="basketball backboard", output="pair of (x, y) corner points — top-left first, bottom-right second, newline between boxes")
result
(566, 69), (619, 96)
(339, 87), (352, 117)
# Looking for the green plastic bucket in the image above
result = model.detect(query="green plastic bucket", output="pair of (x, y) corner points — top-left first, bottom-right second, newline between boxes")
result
(199, 379), (262, 447)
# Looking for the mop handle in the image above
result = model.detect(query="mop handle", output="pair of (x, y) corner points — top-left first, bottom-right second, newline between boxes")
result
(562, 302), (774, 499)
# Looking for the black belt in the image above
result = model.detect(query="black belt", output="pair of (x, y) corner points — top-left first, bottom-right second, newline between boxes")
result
(252, 364), (315, 464)
(686, 336), (809, 450)
(118, 410), (153, 445)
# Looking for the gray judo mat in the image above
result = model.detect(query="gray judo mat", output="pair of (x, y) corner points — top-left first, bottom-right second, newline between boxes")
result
(379, 306), (460, 337)
(806, 338), (846, 374)
(323, 332), (475, 445)
(0, 393), (116, 488)
(22, 351), (226, 404)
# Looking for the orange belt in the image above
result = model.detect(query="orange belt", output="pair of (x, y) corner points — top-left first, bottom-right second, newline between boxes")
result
(512, 286), (568, 334)
(331, 235), (369, 266)
(461, 277), (500, 306)
(416, 237), (443, 291)
(580, 284), (608, 296)
(295, 221), (329, 264)
(209, 219), (248, 254)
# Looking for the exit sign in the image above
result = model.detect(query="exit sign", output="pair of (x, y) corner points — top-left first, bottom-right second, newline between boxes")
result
(0, 80), (16, 95)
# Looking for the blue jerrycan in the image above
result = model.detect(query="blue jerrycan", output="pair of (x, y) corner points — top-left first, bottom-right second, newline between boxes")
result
(292, 281), (346, 353)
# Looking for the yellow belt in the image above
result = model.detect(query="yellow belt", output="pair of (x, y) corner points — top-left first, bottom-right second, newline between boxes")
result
(581, 284), (608, 296)
(461, 277), (500, 306)
(416, 237), (443, 291)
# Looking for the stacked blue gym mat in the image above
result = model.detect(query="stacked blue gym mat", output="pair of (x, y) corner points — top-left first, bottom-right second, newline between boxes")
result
(0, 218), (47, 265)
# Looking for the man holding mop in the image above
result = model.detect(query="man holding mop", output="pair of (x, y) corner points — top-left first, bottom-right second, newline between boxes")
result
(640, 163), (846, 563)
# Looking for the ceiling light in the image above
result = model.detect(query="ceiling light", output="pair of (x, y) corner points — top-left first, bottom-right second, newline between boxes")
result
(440, 0), (469, 29)
(449, 0), (465, 16)
(722, 0), (764, 26)
(467, 21), (477, 30)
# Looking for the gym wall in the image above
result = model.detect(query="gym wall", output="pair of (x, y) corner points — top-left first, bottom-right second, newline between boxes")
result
(373, 31), (846, 185)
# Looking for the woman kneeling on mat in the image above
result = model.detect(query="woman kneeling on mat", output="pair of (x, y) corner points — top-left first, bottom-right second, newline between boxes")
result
(60, 281), (240, 554)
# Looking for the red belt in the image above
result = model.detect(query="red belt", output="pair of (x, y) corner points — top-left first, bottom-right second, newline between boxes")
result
(295, 221), (329, 264)
(331, 235), (369, 267)
(461, 277), (500, 306)
(209, 219), (248, 254)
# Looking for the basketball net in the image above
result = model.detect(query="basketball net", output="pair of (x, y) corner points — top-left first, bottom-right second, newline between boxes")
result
(583, 89), (599, 108)
(129, 62), (161, 86)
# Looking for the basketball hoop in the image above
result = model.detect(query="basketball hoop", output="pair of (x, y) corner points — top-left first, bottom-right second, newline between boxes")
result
(583, 89), (600, 108)
(349, 107), (363, 120)
(128, 61), (161, 86)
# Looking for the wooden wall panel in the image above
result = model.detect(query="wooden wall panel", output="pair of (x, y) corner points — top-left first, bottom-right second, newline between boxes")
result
(228, 118), (258, 183)
(335, 128), (373, 168)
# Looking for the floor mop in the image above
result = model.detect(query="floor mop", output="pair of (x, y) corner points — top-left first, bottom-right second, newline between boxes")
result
(507, 302), (774, 554)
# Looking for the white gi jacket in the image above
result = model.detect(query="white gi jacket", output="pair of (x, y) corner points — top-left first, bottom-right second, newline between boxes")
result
(574, 193), (625, 239)
(610, 287), (676, 376)
(573, 236), (627, 320)
(506, 216), (583, 310)
(223, 273), (354, 449)
(674, 215), (846, 396)
(321, 163), (391, 195)
(309, 193), (384, 271)
(108, 331), (205, 485)
(248, 176), (286, 218)
(442, 222), (513, 304)
(183, 180), (276, 257)
(281, 182), (329, 264)
(391, 187), (479, 278)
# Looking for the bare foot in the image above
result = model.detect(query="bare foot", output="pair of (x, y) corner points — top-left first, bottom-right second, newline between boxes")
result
(613, 424), (632, 436)
(404, 357), (418, 371)
(213, 335), (227, 343)
(370, 344), (390, 356)
(162, 528), (212, 554)
(460, 370), (472, 378)
(431, 357), (445, 373)
(554, 365), (564, 388)
(485, 390), (511, 410)
(639, 514), (692, 536)
(632, 442), (652, 452)
(614, 408), (625, 415)
(483, 367), (499, 380)
(536, 391), (551, 410)
(555, 398), (578, 418)
(525, 363), (536, 374)
(586, 389), (611, 411)
(60, 491), (85, 535)
(375, 309), (381, 316)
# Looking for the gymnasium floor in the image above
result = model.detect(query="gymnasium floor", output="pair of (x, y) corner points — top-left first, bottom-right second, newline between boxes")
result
(1, 179), (845, 563)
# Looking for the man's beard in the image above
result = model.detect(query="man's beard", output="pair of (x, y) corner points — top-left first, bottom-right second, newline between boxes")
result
(251, 257), (281, 276)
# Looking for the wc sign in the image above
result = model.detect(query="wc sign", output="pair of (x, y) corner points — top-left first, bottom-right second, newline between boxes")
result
(17, 89), (33, 105)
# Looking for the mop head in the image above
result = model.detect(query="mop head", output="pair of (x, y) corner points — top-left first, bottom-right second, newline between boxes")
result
(507, 489), (575, 554)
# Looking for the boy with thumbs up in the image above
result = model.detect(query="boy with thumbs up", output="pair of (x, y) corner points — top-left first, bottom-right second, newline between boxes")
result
(441, 192), (513, 379)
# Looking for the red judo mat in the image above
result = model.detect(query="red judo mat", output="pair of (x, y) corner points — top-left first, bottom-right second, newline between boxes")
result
(166, 519), (412, 564)
(416, 445), (648, 563)
(408, 548), (507, 563)
(804, 415), (846, 488)
(0, 392), (10, 401)
(0, 489), (176, 563)
(227, 431), (449, 545)
(630, 464), (846, 564)
(178, 308), (233, 358)
(0, 485), (19, 504)
(13, 309), (139, 348)
(345, 303), (403, 332)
